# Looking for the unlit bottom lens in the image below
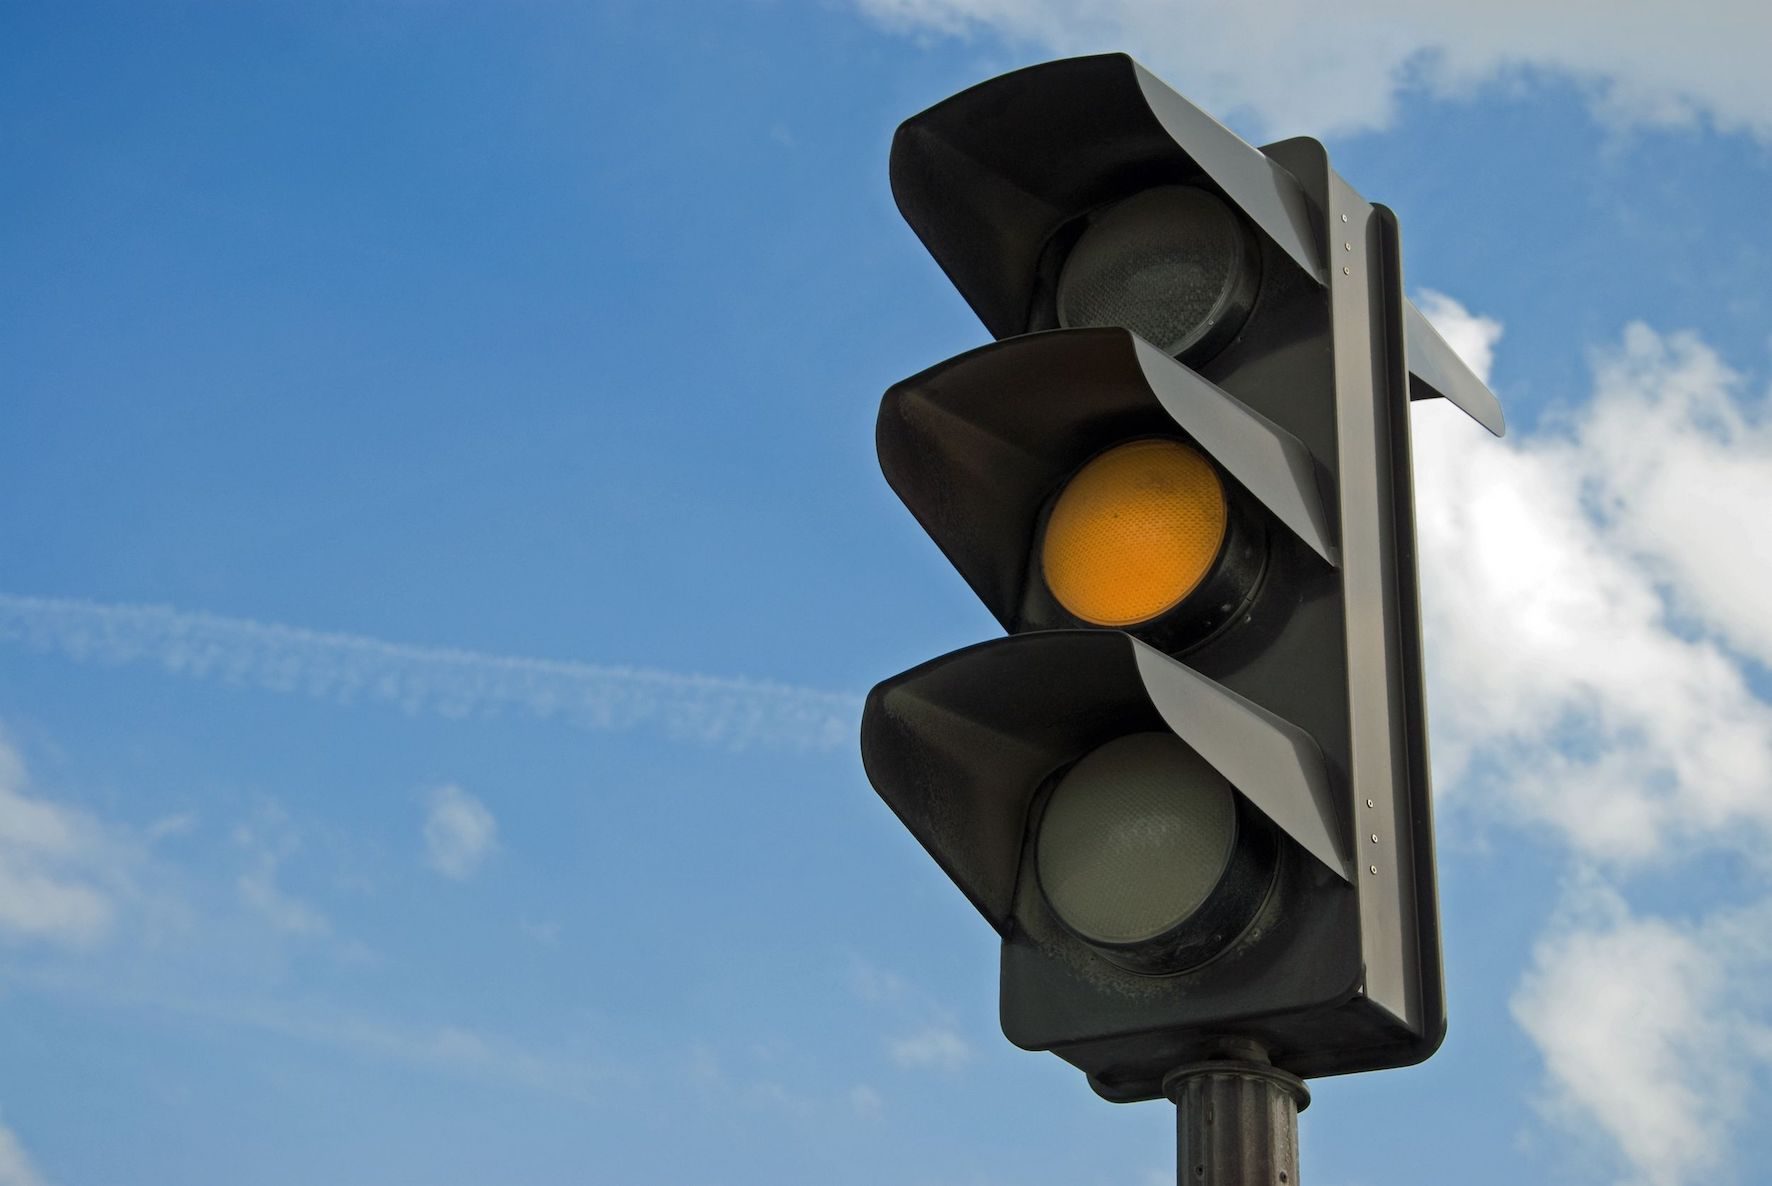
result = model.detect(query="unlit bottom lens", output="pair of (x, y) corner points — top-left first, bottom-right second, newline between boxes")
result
(1035, 732), (1238, 946)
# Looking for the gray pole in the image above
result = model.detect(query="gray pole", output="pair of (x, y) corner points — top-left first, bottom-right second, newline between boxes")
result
(1164, 1045), (1309, 1186)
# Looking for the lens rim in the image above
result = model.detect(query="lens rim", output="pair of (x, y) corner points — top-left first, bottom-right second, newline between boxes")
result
(1039, 438), (1230, 629)
(1051, 184), (1263, 366)
(1032, 436), (1270, 656)
(1032, 735), (1280, 976)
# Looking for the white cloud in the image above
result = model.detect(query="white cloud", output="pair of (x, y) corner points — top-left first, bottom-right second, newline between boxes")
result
(1415, 290), (1503, 386)
(1413, 302), (1772, 868)
(520, 917), (561, 945)
(0, 1117), (48, 1186)
(850, 1082), (885, 1119)
(681, 1043), (834, 1122)
(0, 595), (859, 753)
(1576, 327), (1772, 670)
(288, 1014), (596, 1101)
(887, 1025), (972, 1071)
(847, 955), (914, 1004)
(855, 0), (1772, 140)
(3, 964), (601, 1104)
(1413, 295), (1772, 1183)
(144, 813), (197, 843)
(0, 736), (115, 947)
(232, 815), (330, 938)
(852, 958), (977, 1075)
(236, 860), (330, 937)
(1512, 882), (1772, 1186)
(423, 785), (498, 880)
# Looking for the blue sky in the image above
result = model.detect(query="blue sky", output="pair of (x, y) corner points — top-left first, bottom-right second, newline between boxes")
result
(4, 3), (1771, 1185)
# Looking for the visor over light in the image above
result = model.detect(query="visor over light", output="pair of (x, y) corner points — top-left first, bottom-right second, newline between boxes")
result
(876, 326), (1337, 655)
(1055, 186), (1262, 364)
(890, 52), (1504, 435)
(862, 51), (1503, 1097)
(1035, 732), (1280, 975)
(859, 630), (1350, 945)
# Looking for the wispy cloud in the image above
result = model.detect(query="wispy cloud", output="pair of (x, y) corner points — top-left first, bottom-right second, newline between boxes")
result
(0, 595), (859, 752)
(849, 1082), (885, 1119)
(0, 734), (118, 948)
(854, 0), (1772, 141)
(423, 785), (497, 881)
(520, 917), (561, 945)
(846, 955), (915, 1005)
(850, 957), (976, 1074)
(231, 810), (331, 938)
(887, 1025), (972, 1072)
(0, 1115), (48, 1186)
(251, 1007), (599, 1102)
(0, 963), (600, 1104)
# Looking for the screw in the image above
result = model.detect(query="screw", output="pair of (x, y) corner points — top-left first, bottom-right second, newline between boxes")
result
(1340, 213), (1348, 222)
(1342, 265), (1351, 275)
(1343, 241), (1352, 251)
(1371, 833), (1380, 843)
(1365, 798), (1375, 808)
(1369, 864), (1379, 875)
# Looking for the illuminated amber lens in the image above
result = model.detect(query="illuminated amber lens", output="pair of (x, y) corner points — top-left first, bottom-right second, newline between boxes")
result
(1040, 439), (1227, 627)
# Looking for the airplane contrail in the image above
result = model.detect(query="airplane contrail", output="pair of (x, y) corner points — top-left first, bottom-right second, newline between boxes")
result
(0, 594), (860, 752)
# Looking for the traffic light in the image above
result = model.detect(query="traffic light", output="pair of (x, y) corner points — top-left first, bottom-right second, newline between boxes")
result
(860, 54), (1503, 1105)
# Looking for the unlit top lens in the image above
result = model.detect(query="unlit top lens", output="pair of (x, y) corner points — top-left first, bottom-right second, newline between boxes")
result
(1056, 186), (1256, 360)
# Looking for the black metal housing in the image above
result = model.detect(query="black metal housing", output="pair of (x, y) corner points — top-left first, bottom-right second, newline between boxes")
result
(890, 55), (1324, 343)
(862, 631), (1378, 1099)
(890, 53), (1504, 437)
(875, 327), (1340, 654)
(863, 53), (1505, 1099)
(1045, 184), (1265, 366)
(1032, 763), (1282, 977)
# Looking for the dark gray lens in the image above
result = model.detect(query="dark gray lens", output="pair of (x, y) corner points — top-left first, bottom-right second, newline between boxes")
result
(1035, 733), (1237, 945)
(1057, 187), (1255, 360)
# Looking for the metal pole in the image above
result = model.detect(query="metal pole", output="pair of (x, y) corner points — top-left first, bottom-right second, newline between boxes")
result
(1164, 1047), (1309, 1186)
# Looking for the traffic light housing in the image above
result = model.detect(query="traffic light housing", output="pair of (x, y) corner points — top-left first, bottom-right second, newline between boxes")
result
(860, 54), (1504, 1103)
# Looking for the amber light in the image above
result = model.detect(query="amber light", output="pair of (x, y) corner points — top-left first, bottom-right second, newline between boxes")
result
(1040, 439), (1228, 627)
